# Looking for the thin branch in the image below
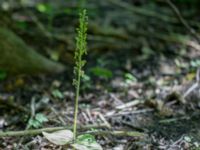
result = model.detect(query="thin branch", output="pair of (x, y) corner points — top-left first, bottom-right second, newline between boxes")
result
(108, 0), (177, 23)
(85, 130), (146, 137)
(0, 124), (107, 137)
(0, 124), (146, 138)
(165, 0), (200, 43)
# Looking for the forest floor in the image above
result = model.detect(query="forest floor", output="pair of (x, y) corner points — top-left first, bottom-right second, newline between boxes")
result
(1, 0), (200, 149)
(1, 47), (200, 150)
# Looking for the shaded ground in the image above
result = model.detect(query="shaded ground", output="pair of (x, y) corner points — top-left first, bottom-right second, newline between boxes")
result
(1, 0), (200, 149)
(1, 46), (200, 149)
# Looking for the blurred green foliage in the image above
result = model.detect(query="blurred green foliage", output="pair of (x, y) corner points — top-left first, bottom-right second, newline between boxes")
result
(190, 60), (200, 68)
(28, 113), (48, 128)
(52, 89), (64, 99)
(0, 69), (7, 80)
(90, 67), (113, 79)
(125, 73), (137, 83)
(36, 3), (53, 14)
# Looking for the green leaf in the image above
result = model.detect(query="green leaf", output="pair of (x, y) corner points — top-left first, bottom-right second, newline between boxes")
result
(0, 70), (7, 80)
(36, 3), (52, 14)
(82, 74), (91, 82)
(16, 21), (27, 30)
(125, 73), (137, 81)
(52, 89), (64, 99)
(77, 134), (96, 142)
(43, 130), (73, 145)
(28, 113), (48, 128)
(125, 73), (137, 84)
(81, 60), (87, 67)
(72, 134), (103, 150)
(35, 113), (48, 123)
(49, 50), (60, 61)
(28, 119), (41, 128)
(191, 60), (200, 68)
(91, 67), (112, 79)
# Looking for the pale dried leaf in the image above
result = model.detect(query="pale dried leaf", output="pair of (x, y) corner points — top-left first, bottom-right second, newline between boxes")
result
(42, 130), (73, 145)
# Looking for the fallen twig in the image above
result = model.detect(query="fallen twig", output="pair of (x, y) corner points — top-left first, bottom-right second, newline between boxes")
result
(0, 124), (146, 138)
(105, 108), (154, 118)
(0, 124), (107, 137)
(159, 116), (190, 124)
(84, 130), (146, 137)
(116, 100), (141, 110)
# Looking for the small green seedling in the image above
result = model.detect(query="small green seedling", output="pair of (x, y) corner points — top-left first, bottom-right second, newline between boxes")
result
(52, 89), (64, 99)
(125, 73), (137, 84)
(28, 113), (48, 128)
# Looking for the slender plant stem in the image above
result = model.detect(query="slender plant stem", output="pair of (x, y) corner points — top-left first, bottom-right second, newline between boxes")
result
(73, 9), (88, 143)
(73, 55), (81, 140)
